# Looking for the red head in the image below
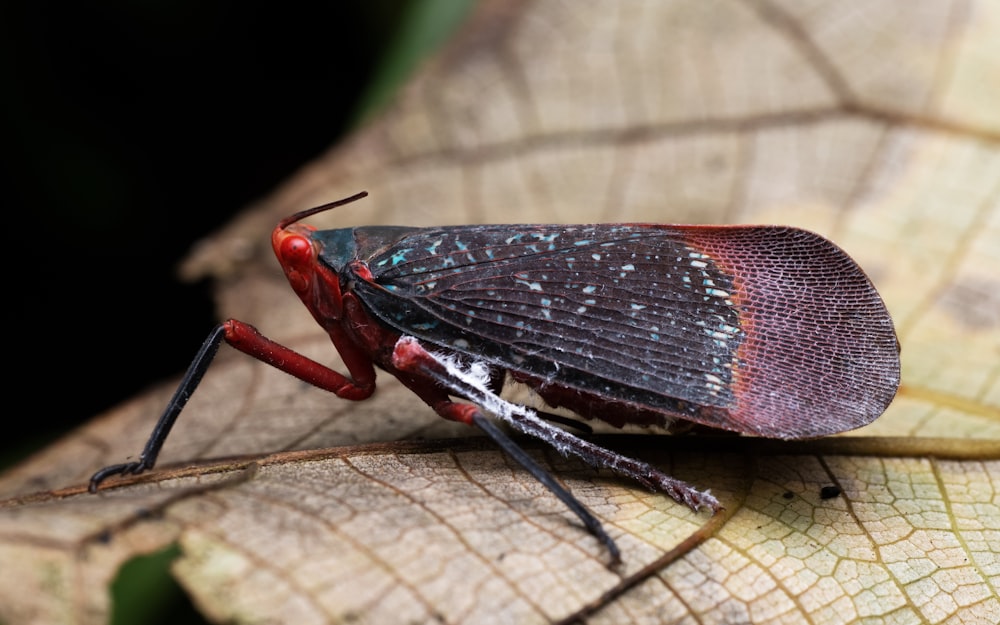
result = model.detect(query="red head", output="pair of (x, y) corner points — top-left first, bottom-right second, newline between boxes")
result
(270, 191), (369, 325)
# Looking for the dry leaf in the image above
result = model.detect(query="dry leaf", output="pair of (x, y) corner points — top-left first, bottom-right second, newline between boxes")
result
(3, 1), (1000, 624)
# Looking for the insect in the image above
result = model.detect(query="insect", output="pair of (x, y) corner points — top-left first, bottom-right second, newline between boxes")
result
(90, 191), (900, 564)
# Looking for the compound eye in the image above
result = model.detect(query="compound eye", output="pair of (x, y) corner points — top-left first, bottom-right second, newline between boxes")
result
(280, 234), (314, 268)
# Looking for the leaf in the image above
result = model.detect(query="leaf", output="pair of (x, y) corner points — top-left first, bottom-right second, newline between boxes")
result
(3, 1), (1000, 624)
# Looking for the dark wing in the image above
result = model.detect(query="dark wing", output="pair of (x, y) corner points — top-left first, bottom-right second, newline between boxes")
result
(349, 224), (899, 438)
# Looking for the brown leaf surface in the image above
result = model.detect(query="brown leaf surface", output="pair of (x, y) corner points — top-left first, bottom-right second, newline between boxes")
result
(3, 1), (1000, 624)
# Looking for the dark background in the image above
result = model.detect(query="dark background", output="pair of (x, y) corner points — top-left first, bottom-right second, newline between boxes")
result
(2, 1), (460, 467)
(2, 2), (470, 619)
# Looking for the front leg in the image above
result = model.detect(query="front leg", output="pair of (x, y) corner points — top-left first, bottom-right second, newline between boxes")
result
(89, 320), (377, 492)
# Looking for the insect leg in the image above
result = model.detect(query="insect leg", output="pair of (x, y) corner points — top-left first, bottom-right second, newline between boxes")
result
(88, 324), (228, 491)
(391, 336), (722, 513)
(386, 339), (620, 562)
(89, 319), (377, 492)
(471, 411), (620, 564)
(533, 411), (593, 434)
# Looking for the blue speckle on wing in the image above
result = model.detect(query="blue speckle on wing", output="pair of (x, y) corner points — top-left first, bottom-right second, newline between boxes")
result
(360, 224), (745, 410)
(391, 248), (413, 265)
